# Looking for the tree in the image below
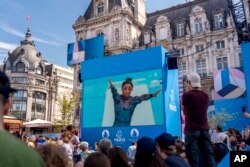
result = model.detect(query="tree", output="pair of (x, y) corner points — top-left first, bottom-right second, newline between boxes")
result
(55, 95), (75, 128)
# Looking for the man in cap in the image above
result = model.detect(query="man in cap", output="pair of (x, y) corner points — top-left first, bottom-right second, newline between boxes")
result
(182, 72), (216, 167)
(0, 71), (45, 167)
(155, 132), (190, 167)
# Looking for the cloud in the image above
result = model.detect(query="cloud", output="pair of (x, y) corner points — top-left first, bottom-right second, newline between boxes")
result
(0, 41), (18, 51)
(0, 24), (63, 46)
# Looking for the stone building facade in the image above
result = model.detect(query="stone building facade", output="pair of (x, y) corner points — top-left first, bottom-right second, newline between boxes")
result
(72, 0), (242, 125)
(3, 28), (74, 123)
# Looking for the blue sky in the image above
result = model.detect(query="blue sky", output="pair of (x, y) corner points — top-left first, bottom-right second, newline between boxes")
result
(0, 0), (185, 67)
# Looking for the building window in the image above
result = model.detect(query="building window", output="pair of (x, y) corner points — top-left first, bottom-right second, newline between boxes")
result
(214, 14), (223, 29)
(176, 48), (185, 56)
(11, 101), (27, 120)
(97, 2), (104, 15)
(159, 27), (167, 40)
(115, 28), (119, 41)
(239, 53), (242, 67)
(179, 62), (187, 79)
(16, 62), (26, 72)
(12, 77), (27, 84)
(216, 41), (225, 49)
(12, 90), (27, 100)
(36, 79), (45, 86)
(32, 91), (46, 120)
(195, 18), (203, 33)
(33, 91), (46, 100)
(97, 32), (104, 36)
(144, 32), (150, 44)
(36, 65), (43, 75)
(195, 44), (204, 53)
(176, 23), (185, 38)
(217, 57), (228, 70)
(196, 59), (207, 78)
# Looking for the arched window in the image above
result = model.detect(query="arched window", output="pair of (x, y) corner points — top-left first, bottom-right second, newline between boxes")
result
(144, 32), (150, 44)
(36, 65), (43, 75)
(97, 2), (104, 14)
(97, 32), (104, 36)
(16, 62), (26, 72)
(115, 28), (119, 41)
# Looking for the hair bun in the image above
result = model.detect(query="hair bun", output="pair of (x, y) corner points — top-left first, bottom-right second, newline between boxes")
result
(126, 78), (132, 82)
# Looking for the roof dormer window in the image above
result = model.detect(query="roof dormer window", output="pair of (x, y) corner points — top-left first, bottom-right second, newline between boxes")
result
(97, 2), (104, 15)
(36, 65), (43, 75)
(16, 62), (26, 72)
(144, 32), (150, 44)
(214, 14), (224, 29)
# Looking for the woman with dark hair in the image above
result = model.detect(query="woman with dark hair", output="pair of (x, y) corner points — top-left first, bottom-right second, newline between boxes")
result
(109, 78), (161, 127)
(84, 152), (110, 167)
(108, 147), (129, 167)
(134, 137), (167, 167)
(36, 144), (69, 167)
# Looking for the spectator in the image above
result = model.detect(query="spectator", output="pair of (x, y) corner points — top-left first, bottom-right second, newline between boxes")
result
(134, 137), (167, 167)
(84, 152), (111, 167)
(66, 125), (81, 164)
(227, 128), (238, 150)
(127, 141), (137, 162)
(214, 126), (230, 150)
(242, 125), (250, 145)
(182, 73), (216, 167)
(80, 141), (92, 161)
(213, 143), (229, 165)
(109, 146), (129, 167)
(0, 71), (45, 167)
(98, 138), (113, 156)
(37, 144), (69, 167)
(175, 138), (188, 163)
(61, 133), (74, 161)
(155, 133), (190, 167)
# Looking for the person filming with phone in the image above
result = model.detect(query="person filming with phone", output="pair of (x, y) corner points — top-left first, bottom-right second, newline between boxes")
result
(242, 106), (250, 118)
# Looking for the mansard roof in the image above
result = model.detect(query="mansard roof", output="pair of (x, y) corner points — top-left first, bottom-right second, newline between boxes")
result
(138, 0), (230, 45)
(83, 0), (132, 20)
(145, 0), (230, 31)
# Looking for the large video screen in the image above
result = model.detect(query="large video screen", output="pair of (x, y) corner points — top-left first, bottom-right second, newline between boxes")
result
(82, 69), (164, 127)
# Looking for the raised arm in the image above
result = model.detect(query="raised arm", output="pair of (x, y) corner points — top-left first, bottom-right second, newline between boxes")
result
(134, 89), (161, 105)
(109, 78), (120, 101)
(243, 111), (250, 118)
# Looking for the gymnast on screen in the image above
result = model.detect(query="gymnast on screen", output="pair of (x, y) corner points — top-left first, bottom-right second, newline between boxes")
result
(109, 78), (161, 127)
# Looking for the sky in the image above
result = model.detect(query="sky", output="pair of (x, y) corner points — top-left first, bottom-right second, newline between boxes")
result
(0, 0), (186, 67)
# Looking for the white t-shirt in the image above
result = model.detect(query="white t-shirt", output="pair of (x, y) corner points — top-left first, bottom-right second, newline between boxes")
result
(127, 145), (136, 160)
(62, 143), (74, 160)
(70, 135), (81, 155)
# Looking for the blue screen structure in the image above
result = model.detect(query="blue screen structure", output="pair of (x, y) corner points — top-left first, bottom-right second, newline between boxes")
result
(82, 69), (164, 128)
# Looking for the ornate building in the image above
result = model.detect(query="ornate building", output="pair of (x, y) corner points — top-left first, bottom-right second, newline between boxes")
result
(72, 0), (242, 126)
(139, 0), (241, 95)
(243, 0), (250, 24)
(3, 28), (74, 123)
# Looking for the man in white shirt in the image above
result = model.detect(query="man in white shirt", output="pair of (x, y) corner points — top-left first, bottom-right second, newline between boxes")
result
(127, 141), (137, 161)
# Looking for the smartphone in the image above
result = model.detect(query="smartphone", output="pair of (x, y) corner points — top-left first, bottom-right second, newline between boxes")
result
(242, 106), (246, 113)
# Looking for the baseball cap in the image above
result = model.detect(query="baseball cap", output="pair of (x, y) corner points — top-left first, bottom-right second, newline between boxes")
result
(155, 132), (175, 150)
(0, 71), (16, 98)
(136, 137), (156, 157)
(187, 72), (201, 88)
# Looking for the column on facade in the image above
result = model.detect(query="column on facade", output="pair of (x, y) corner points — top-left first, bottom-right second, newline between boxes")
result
(26, 89), (33, 121)
(229, 37), (236, 68)
(207, 43), (214, 74)
(45, 93), (50, 121)
(122, 16), (125, 45)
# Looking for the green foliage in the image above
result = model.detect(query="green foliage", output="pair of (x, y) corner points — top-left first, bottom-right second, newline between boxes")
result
(208, 111), (236, 129)
(55, 95), (75, 128)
